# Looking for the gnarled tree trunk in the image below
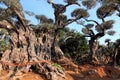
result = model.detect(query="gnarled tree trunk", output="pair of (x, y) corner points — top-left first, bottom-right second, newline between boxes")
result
(0, 22), (65, 80)
(89, 30), (105, 63)
(89, 39), (99, 62)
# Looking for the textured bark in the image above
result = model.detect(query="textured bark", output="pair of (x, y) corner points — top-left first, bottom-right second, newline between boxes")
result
(0, 4), (65, 79)
(89, 39), (99, 62)
(89, 31), (105, 62)
(0, 24), (65, 80)
(51, 30), (64, 61)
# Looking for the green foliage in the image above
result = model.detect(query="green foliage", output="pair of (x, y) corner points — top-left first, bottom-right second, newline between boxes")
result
(52, 63), (64, 71)
(98, 0), (119, 5)
(82, 28), (90, 34)
(71, 8), (89, 19)
(82, 0), (96, 9)
(0, 0), (22, 11)
(58, 29), (65, 40)
(0, 0), (23, 23)
(107, 30), (116, 36)
(0, 29), (11, 52)
(35, 15), (54, 24)
(100, 39), (120, 64)
(64, 0), (78, 4)
(95, 20), (115, 32)
(59, 28), (89, 64)
(97, 2), (116, 18)
(52, 63), (60, 67)
(0, 8), (11, 21)
(0, 40), (10, 51)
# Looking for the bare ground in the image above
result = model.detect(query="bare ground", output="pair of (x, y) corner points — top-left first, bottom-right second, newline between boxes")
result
(0, 57), (120, 80)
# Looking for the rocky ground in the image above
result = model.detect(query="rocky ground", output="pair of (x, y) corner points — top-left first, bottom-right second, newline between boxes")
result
(0, 57), (120, 80)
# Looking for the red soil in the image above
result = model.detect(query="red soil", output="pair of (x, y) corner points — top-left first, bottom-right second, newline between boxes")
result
(0, 57), (120, 80)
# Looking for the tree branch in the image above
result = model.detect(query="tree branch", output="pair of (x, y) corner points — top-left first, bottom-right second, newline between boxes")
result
(13, 9), (27, 31)
(101, 18), (105, 23)
(92, 30), (105, 41)
(0, 20), (14, 30)
(89, 29), (95, 36)
(65, 2), (80, 7)
(82, 35), (90, 37)
(116, 8), (120, 13)
(84, 18), (105, 32)
(65, 17), (80, 26)
(84, 18), (100, 26)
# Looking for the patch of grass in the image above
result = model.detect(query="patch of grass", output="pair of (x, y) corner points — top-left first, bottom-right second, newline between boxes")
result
(52, 63), (64, 71)
(52, 63), (60, 67)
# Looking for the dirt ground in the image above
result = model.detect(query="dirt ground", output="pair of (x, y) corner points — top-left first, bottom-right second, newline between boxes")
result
(0, 57), (120, 80)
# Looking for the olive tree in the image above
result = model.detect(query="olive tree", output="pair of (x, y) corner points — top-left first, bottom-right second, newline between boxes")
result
(97, 0), (120, 65)
(47, 0), (89, 60)
(0, 0), (66, 79)
(102, 38), (120, 66)
(80, 19), (115, 62)
(75, 0), (118, 63)
(0, 0), (90, 79)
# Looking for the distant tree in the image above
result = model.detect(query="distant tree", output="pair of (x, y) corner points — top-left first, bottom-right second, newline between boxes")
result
(74, 0), (117, 63)
(104, 38), (120, 66)
(112, 39), (120, 66)
(96, 0), (120, 65)
(78, 19), (115, 62)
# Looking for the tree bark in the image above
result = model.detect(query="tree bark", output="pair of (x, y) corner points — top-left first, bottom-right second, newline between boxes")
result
(0, 4), (65, 79)
(89, 39), (99, 62)
(0, 24), (65, 80)
(89, 31), (105, 63)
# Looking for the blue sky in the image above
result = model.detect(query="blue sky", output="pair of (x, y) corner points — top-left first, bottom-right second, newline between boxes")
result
(20, 0), (120, 45)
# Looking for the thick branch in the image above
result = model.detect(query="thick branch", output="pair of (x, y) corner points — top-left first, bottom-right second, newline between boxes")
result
(0, 20), (14, 30)
(50, 1), (80, 27)
(92, 30), (105, 41)
(84, 18), (105, 31)
(101, 18), (105, 23)
(82, 35), (90, 37)
(65, 2), (80, 7)
(95, 32), (105, 38)
(64, 36), (73, 42)
(116, 8), (120, 13)
(89, 29), (95, 36)
(51, 2), (80, 13)
(84, 18), (100, 26)
(65, 17), (80, 26)
(13, 9), (27, 31)
(0, 20), (19, 36)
